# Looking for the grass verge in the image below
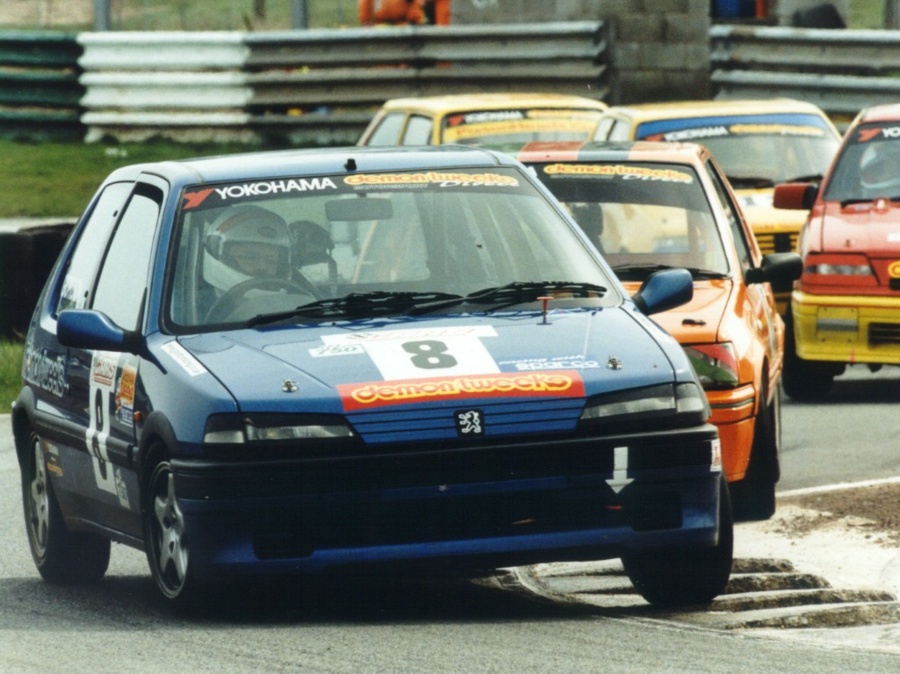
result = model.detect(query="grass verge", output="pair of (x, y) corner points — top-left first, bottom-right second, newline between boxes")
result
(1, 340), (23, 413)
(0, 138), (282, 217)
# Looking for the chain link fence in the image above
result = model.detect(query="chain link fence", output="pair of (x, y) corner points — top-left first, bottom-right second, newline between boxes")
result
(0, 0), (359, 31)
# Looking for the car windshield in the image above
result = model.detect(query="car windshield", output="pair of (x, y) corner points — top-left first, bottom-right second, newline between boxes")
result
(167, 166), (617, 330)
(441, 108), (603, 151)
(529, 160), (730, 281)
(822, 123), (900, 203)
(634, 113), (839, 186)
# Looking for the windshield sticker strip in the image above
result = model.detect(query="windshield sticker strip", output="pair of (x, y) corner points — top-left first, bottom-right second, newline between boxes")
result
(542, 163), (693, 183)
(444, 119), (597, 142)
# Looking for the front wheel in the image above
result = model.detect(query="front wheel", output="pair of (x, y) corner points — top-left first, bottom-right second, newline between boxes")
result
(781, 311), (836, 401)
(731, 379), (779, 522)
(143, 455), (202, 607)
(22, 429), (110, 584)
(621, 480), (733, 607)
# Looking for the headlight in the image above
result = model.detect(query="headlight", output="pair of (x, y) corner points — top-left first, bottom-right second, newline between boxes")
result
(805, 263), (871, 276)
(684, 343), (739, 389)
(580, 382), (709, 426)
(204, 413), (355, 444)
(802, 253), (873, 282)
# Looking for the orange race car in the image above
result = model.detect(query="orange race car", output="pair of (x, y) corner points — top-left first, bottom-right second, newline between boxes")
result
(593, 99), (841, 315)
(518, 140), (801, 520)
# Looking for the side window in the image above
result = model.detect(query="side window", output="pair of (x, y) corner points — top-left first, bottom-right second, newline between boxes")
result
(704, 160), (752, 271)
(401, 115), (434, 145)
(364, 112), (406, 146)
(92, 185), (162, 330)
(57, 182), (134, 314)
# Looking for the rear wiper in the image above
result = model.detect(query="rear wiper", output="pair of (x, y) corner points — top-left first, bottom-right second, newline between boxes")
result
(246, 290), (464, 325)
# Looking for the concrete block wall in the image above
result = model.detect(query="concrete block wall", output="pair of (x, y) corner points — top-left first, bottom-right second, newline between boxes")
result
(451, 0), (711, 104)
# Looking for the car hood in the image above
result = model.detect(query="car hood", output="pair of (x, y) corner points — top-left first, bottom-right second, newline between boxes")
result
(621, 280), (729, 344)
(820, 200), (900, 252)
(176, 307), (685, 415)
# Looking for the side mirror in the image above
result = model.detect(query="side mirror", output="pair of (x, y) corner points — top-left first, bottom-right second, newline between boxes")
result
(773, 182), (818, 210)
(632, 268), (693, 315)
(745, 252), (803, 292)
(58, 309), (141, 354)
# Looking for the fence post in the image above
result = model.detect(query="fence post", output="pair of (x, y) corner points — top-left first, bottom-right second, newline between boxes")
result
(887, 0), (900, 29)
(292, 0), (309, 29)
(94, 0), (111, 31)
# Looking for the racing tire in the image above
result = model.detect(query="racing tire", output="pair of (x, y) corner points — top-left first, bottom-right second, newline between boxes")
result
(621, 479), (733, 607)
(143, 451), (204, 608)
(730, 379), (780, 522)
(22, 429), (110, 584)
(781, 311), (835, 401)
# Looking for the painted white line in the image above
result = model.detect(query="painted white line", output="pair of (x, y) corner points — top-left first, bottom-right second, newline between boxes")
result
(778, 475), (900, 498)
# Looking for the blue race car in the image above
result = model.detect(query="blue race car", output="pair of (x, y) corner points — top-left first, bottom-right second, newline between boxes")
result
(12, 145), (729, 608)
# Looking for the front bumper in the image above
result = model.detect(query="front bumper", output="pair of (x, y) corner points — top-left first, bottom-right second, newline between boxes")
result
(707, 384), (756, 481)
(171, 424), (723, 580)
(792, 290), (900, 364)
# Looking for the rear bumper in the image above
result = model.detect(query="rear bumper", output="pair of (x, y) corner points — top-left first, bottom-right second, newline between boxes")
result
(792, 291), (900, 364)
(171, 424), (723, 580)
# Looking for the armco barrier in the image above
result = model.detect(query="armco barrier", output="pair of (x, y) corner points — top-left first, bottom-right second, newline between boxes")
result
(711, 24), (900, 124)
(77, 22), (609, 145)
(0, 31), (83, 140)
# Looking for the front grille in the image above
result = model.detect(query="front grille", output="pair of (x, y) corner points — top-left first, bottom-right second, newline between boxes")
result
(869, 322), (900, 346)
(755, 232), (798, 255)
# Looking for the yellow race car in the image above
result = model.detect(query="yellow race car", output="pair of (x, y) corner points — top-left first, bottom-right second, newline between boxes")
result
(358, 92), (608, 152)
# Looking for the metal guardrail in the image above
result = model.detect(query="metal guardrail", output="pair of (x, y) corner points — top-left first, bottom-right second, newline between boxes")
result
(14, 22), (900, 145)
(0, 32), (83, 140)
(77, 22), (609, 145)
(711, 25), (900, 123)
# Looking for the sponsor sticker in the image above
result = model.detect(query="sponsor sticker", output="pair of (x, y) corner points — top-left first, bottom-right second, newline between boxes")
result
(323, 326), (499, 379)
(338, 370), (585, 411)
(160, 341), (207, 377)
(543, 163), (693, 183)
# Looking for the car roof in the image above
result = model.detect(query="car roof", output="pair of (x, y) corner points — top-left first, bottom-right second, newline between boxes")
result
(601, 98), (832, 122)
(377, 93), (608, 115)
(515, 140), (710, 165)
(100, 144), (519, 186)
(855, 102), (900, 124)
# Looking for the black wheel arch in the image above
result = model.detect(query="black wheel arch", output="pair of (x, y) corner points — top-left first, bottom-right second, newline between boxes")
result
(136, 410), (179, 484)
(11, 386), (38, 470)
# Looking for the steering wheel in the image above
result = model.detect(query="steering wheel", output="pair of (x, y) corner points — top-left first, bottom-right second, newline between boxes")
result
(206, 277), (317, 323)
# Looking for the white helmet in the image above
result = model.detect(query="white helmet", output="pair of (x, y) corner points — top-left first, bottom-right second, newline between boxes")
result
(203, 205), (291, 292)
(859, 142), (900, 193)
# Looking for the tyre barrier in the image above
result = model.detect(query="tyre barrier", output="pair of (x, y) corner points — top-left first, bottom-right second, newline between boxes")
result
(0, 224), (73, 339)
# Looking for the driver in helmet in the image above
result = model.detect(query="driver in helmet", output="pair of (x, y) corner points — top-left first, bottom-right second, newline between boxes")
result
(203, 204), (292, 295)
(859, 141), (900, 196)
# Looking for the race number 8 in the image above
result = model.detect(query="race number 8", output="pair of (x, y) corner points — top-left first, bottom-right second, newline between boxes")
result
(402, 340), (458, 369)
